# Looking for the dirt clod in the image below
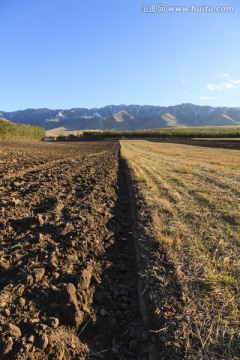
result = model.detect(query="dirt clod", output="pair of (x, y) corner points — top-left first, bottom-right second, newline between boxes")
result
(48, 317), (59, 328)
(39, 333), (48, 349)
(7, 323), (22, 338)
(60, 283), (84, 327)
(27, 335), (35, 344)
(2, 337), (13, 355)
(33, 268), (45, 283)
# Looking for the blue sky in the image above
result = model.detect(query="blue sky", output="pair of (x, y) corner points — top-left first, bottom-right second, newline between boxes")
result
(0, 0), (239, 111)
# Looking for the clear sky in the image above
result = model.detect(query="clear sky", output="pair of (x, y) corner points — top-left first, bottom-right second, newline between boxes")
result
(1, 0), (240, 111)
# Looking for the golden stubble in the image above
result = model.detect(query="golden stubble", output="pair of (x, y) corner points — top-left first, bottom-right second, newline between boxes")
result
(121, 140), (240, 358)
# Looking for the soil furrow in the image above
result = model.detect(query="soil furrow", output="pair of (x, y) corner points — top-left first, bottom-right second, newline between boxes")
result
(81, 155), (154, 360)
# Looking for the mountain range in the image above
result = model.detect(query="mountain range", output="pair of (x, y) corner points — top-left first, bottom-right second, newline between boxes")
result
(1, 103), (240, 131)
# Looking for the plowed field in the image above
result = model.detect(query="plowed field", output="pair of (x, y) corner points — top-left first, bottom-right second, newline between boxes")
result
(0, 141), (155, 360)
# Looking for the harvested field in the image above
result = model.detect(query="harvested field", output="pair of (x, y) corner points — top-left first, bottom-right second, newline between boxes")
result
(149, 139), (240, 150)
(0, 141), (155, 360)
(121, 140), (240, 359)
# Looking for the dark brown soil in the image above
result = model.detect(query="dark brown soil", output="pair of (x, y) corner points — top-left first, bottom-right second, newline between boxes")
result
(0, 141), (157, 359)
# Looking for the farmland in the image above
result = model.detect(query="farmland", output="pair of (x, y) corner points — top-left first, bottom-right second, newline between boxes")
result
(0, 141), (155, 360)
(0, 139), (239, 359)
(121, 140), (240, 359)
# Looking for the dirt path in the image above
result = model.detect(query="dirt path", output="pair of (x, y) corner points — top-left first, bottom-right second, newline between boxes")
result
(0, 141), (156, 360)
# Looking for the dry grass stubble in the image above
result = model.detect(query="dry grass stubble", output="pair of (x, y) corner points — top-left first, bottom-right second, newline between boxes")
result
(121, 140), (240, 359)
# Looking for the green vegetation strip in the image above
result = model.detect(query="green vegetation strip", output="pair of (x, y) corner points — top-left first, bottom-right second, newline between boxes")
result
(0, 118), (45, 140)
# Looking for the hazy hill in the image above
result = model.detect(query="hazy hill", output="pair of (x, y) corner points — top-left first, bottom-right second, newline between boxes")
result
(1, 103), (240, 131)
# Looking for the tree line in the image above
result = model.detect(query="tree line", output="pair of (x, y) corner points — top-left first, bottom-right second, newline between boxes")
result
(0, 119), (45, 140)
(80, 127), (240, 140)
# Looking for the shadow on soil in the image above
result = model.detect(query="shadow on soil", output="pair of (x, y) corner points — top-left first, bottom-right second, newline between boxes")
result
(80, 156), (154, 360)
